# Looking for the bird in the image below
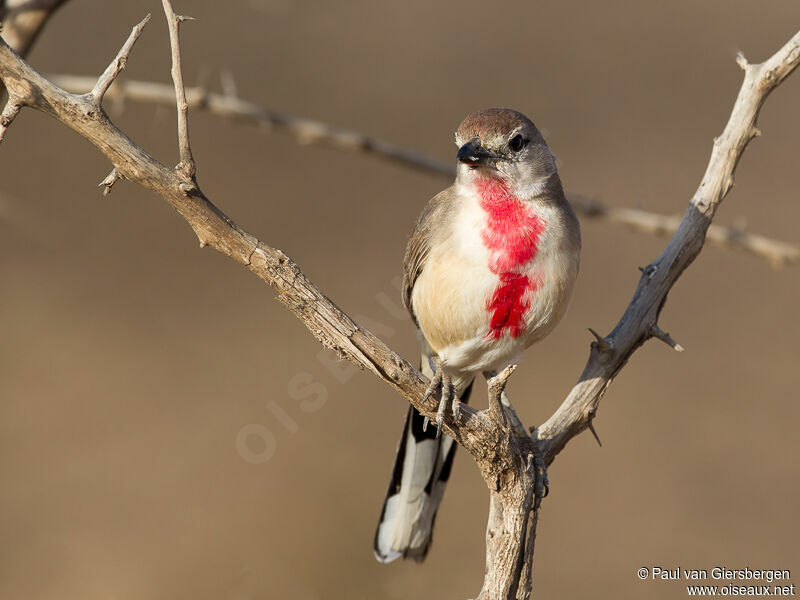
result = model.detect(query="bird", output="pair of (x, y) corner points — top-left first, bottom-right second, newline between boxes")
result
(373, 108), (581, 563)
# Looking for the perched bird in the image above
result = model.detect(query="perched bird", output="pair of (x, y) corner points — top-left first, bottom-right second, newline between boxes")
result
(374, 108), (581, 563)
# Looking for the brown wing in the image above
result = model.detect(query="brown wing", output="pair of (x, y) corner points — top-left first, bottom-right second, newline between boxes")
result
(402, 186), (456, 326)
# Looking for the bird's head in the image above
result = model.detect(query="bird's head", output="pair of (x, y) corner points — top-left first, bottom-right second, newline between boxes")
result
(454, 108), (558, 198)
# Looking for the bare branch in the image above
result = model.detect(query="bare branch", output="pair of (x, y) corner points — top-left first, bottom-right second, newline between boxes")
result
(537, 30), (800, 466)
(573, 196), (800, 268)
(91, 14), (151, 104)
(46, 73), (800, 267)
(161, 0), (195, 179)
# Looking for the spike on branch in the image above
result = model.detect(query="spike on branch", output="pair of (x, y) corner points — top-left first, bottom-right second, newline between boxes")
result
(650, 325), (685, 352)
(587, 417), (602, 447)
(588, 328), (613, 353)
(98, 167), (122, 196)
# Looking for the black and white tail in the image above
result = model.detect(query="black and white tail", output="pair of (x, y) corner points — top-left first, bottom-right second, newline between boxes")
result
(374, 356), (474, 562)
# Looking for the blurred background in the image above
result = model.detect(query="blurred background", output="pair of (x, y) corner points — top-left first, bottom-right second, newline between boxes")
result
(1, 1), (798, 598)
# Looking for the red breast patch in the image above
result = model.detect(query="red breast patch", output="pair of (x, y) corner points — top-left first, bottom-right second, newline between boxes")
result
(475, 178), (546, 339)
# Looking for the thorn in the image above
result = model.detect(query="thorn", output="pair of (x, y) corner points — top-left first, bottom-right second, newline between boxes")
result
(422, 416), (429, 433)
(751, 126), (762, 138)
(199, 240), (207, 249)
(650, 324), (685, 352)
(587, 418), (602, 447)
(176, 14), (196, 23)
(638, 266), (645, 273)
(736, 51), (749, 71)
(588, 328), (612, 352)
(98, 168), (121, 196)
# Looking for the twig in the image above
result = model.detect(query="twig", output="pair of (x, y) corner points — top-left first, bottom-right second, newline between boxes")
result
(45, 74), (799, 268)
(161, 0), (195, 179)
(91, 15), (151, 103)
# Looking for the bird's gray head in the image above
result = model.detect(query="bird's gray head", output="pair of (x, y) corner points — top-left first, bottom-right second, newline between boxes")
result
(454, 108), (558, 198)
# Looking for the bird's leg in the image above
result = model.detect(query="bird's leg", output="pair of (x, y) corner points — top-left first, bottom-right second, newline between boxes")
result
(421, 355), (454, 438)
(421, 360), (441, 433)
(434, 370), (453, 438)
(422, 366), (442, 404)
(531, 428), (550, 512)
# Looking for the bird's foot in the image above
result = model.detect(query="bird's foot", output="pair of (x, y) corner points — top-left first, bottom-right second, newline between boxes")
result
(531, 434), (549, 511)
(434, 370), (454, 438)
(452, 396), (462, 421)
(421, 357), (456, 438)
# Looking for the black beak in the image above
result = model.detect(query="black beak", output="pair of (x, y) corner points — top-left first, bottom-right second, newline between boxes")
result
(457, 139), (501, 167)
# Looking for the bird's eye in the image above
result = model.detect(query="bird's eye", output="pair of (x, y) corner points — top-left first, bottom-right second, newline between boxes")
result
(508, 134), (527, 152)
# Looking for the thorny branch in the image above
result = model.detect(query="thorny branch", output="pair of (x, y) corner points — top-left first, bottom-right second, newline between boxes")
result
(43, 73), (800, 268)
(0, 0), (68, 98)
(0, 3), (798, 598)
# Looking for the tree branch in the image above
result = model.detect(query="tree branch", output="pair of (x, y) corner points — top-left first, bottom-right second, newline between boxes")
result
(571, 196), (799, 268)
(0, 0), (69, 98)
(0, 4), (797, 597)
(536, 31), (800, 466)
(43, 73), (800, 267)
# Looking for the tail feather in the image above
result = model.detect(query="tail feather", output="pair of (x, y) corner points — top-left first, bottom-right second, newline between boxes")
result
(374, 358), (473, 563)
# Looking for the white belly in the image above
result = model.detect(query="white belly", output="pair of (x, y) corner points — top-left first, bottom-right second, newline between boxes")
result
(411, 189), (579, 375)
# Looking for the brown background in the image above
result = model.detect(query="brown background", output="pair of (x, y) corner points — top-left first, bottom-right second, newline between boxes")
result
(1, 1), (798, 598)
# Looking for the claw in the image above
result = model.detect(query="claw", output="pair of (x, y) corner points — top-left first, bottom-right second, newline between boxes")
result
(435, 373), (452, 438)
(422, 356), (460, 438)
(423, 369), (442, 404)
(452, 397), (462, 422)
(532, 437), (549, 511)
